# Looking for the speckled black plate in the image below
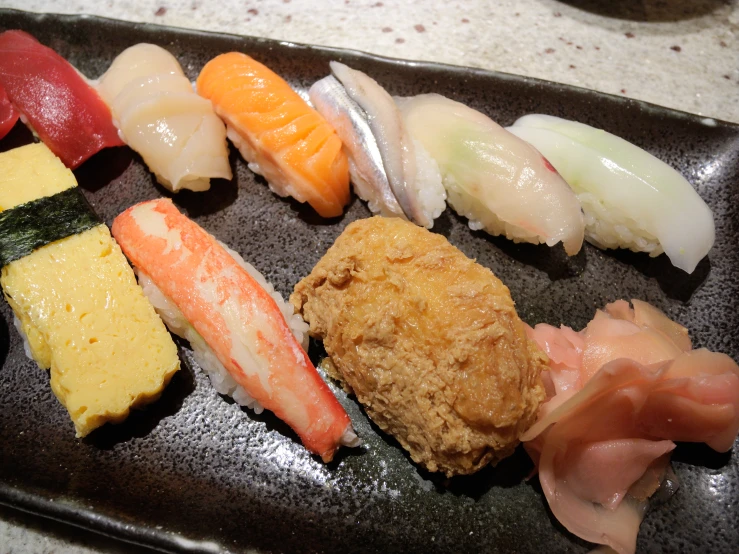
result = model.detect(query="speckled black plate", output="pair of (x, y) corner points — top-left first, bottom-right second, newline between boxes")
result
(0, 9), (737, 554)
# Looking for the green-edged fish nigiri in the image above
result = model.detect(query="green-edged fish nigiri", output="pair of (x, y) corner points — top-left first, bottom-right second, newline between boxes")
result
(507, 114), (715, 273)
(396, 94), (585, 254)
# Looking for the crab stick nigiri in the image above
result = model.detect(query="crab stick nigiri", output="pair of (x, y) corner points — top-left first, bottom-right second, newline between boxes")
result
(197, 52), (350, 218)
(112, 198), (358, 461)
(0, 30), (123, 168)
(97, 44), (232, 193)
(396, 94), (585, 255)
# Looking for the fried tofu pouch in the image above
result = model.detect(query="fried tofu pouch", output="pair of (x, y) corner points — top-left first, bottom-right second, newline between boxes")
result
(291, 216), (547, 476)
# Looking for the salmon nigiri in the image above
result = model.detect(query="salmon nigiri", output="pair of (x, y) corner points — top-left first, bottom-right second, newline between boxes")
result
(112, 198), (358, 461)
(197, 52), (350, 218)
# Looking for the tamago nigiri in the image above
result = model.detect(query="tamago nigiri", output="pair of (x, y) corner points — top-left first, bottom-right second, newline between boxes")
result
(197, 52), (350, 218)
(112, 198), (358, 461)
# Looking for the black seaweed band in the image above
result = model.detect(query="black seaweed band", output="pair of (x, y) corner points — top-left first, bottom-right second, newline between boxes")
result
(0, 187), (102, 268)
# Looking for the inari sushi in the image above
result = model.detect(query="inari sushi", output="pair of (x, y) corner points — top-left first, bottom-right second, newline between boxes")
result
(197, 52), (350, 218)
(97, 43), (232, 193)
(0, 143), (180, 437)
(112, 198), (358, 461)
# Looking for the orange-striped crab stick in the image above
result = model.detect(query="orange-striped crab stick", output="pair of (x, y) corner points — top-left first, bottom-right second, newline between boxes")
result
(112, 198), (358, 461)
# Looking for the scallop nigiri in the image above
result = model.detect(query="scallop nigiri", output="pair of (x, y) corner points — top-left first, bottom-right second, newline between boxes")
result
(97, 44), (232, 192)
(111, 198), (358, 461)
(0, 30), (123, 168)
(309, 62), (446, 227)
(197, 52), (350, 218)
(396, 94), (585, 255)
(507, 114), (715, 273)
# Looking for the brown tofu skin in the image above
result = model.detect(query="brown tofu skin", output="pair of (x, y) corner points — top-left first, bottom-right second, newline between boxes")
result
(290, 217), (547, 477)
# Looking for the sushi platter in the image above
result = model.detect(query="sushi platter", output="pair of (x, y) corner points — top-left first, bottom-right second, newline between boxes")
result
(1, 8), (739, 554)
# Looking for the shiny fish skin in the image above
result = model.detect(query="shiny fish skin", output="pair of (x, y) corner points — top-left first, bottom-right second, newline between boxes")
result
(309, 75), (405, 218)
(329, 62), (435, 227)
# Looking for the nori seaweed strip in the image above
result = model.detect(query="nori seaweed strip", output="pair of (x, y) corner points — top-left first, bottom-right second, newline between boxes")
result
(0, 187), (102, 267)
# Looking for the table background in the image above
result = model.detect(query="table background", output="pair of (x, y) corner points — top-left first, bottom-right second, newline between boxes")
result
(0, 0), (737, 552)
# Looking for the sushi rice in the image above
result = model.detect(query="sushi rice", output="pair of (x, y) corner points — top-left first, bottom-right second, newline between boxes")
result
(577, 191), (663, 256)
(136, 240), (310, 415)
(410, 138), (447, 227)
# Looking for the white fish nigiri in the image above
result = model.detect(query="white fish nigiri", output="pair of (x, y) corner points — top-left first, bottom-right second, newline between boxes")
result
(97, 44), (232, 192)
(326, 62), (446, 228)
(396, 94), (584, 255)
(507, 114), (714, 273)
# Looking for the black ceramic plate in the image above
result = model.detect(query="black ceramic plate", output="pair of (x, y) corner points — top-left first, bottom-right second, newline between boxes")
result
(0, 9), (737, 554)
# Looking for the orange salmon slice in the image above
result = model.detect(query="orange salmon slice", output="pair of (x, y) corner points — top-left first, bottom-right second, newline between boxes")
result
(197, 52), (350, 218)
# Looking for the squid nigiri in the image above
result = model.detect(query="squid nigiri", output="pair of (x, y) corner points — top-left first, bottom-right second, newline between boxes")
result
(309, 62), (446, 227)
(507, 114), (715, 273)
(0, 84), (19, 140)
(112, 198), (358, 461)
(197, 52), (350, 218)
(0, 30), (123, 168)
(396, 94), (585, 255)
(97, 44), (232, 192)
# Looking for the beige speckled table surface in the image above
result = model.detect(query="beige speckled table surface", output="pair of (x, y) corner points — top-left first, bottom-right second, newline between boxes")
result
(0, 0), (737, 552)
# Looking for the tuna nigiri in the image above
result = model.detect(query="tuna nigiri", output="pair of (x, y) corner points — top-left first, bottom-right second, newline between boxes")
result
(112, 199), (358, 461)
(396, 94), (585, 255)
(97, 44), (232, 192)
(309, 62), (446, 227)
(0, 84), (19, 140)
(0, 30), (123, 168)
(197, 52), (350, 218)
(507, 114), (715, 273)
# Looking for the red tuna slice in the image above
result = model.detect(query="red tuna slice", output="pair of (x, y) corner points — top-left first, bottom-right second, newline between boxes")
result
(0, 83), (19, 139)
(0, 30), (123, 168)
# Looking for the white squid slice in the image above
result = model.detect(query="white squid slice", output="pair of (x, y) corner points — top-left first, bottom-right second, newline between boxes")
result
(507, 114), (715, 273)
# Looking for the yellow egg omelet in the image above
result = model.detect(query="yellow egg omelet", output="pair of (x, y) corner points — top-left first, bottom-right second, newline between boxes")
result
(0, 143), (180, 437)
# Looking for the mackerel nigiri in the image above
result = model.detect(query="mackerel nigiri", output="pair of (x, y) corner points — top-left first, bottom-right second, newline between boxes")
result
(0, 30), (123, 168)
(112, 198), (358, 461)
(309, 62), (446, 227)
(396, 94), (585, 255)
(97, 44), (232, 193)
(197, 53), (350, 218)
